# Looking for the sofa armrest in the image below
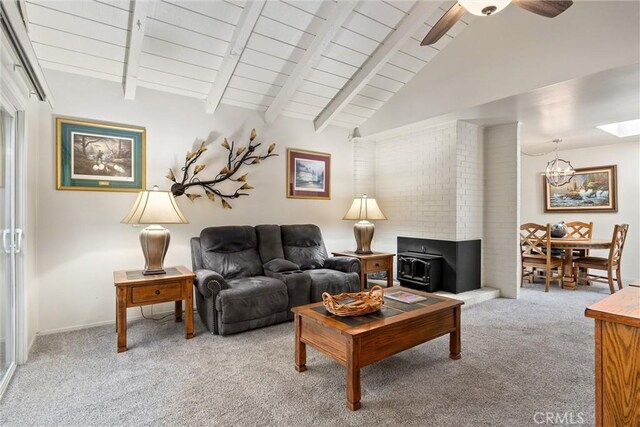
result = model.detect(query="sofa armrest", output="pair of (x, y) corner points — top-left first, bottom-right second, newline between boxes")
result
(194, 269), (229, 298)
(263, 258), (300, 273)
(324, 256), (360, 274)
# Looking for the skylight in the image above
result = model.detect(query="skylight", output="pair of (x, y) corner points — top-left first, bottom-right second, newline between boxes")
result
(596, 119), (640, 138)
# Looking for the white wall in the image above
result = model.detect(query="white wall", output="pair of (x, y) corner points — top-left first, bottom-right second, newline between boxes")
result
(374, 121), (459, 248)
(521, 141), (640, 282)
(352, 139), (375, 197)
(36, 70), (356, 334)
(24, 96), (46, 351)
(484, 123), (521, 298)
(353, 120), (484, 275)
(456, 121), (484, 241)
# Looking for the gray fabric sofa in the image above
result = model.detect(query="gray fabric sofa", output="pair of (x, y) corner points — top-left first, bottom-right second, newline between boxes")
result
(191, 224), (360, 335)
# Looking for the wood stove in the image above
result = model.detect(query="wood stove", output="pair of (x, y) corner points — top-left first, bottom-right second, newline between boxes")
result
(397, 252), (443, 292)
(397, 236), (481, 294)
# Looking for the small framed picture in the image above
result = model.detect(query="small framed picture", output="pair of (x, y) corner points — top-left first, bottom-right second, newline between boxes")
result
(544, 165), (617, 212)
(56, 117), (145, 192)
(287, 148), (330, 199)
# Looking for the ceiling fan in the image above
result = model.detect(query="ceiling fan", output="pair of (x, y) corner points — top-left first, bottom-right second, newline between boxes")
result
(421, 0), (573, 46)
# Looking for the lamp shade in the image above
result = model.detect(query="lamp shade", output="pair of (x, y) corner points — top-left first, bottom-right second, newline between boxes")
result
(121, 186), (188, 225)
(343, 195), (387, 221)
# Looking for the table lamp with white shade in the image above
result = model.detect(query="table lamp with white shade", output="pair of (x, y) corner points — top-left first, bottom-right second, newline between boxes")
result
(122, 185), (188, 275)
(343, 194), (387, 254)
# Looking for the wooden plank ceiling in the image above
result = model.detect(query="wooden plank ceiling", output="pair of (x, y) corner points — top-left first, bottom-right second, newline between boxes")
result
(23, 0), (474, 131)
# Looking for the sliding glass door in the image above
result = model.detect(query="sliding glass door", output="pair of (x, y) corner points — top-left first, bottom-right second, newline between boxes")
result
(0, 104), (16, 395)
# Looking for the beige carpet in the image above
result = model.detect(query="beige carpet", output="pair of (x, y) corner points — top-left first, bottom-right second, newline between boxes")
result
(0, 284), (612, 426)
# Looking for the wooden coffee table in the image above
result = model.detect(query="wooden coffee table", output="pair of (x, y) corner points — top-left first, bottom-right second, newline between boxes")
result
(292, 287), (463, 411)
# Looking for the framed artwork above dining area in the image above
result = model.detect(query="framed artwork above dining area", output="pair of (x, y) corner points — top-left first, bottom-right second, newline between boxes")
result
(544, 165), (617, 213)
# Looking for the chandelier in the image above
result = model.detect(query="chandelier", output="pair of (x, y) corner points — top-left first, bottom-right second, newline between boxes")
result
(544, 139), (575, 187)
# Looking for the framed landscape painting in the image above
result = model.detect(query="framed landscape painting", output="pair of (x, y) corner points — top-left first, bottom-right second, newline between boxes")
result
(56, 117), (145, 192)
(544, 165), (617, 212)
(287, 149), (330, 199)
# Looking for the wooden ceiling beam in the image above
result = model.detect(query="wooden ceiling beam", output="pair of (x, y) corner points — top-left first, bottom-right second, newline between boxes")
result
(264, 1), (358, 124)
(123, 0), (155, 100)
(205, 0), (265, 114)
(313, 1), (444, 133)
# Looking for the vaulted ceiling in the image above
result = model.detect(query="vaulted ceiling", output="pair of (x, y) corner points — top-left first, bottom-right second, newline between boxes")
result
(357, 1), (639, 148)
(22, 0), (476, 131)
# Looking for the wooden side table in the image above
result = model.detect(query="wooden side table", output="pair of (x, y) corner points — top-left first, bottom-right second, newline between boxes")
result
(331, 251), (395, 291)
(113, 265), (195, 353)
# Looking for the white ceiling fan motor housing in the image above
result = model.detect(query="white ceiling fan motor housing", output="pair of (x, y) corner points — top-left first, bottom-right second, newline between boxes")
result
(458, 0), (511, 16)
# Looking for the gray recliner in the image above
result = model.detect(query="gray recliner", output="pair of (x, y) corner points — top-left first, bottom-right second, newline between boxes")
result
(191, 224), (360, 335)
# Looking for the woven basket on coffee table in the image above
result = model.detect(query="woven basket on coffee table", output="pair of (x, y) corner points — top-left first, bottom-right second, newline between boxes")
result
(322, 285), (384, 317)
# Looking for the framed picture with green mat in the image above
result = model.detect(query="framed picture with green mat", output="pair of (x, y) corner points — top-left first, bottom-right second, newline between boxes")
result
(56, 117), (145, 192)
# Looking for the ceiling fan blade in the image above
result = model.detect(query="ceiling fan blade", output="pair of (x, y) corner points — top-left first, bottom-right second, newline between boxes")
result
(421, 3), (467, 46)
(512, 0), (573, 18)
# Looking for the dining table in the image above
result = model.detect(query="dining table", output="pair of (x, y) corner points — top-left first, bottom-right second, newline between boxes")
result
(550, 237), (612, 290)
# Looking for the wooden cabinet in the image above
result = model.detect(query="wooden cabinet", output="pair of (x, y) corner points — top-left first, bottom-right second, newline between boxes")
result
(585, 286), (640, 426)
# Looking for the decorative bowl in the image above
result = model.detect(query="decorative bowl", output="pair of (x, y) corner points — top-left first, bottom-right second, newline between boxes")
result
(322, 285), (384, 317)
(550, 221), (567, 238)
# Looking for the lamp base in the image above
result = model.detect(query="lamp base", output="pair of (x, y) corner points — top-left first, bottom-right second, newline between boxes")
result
(140, 225), (170, 275)
(353, 220), (375, 254)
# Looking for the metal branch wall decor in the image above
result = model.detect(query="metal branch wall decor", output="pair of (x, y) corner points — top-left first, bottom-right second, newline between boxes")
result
(166, 129), (277, 208)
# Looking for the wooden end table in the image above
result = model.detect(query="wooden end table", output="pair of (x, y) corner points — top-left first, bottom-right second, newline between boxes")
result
(113, 265), (195, 353)
(331, 251), (395, 291)
(292, 286), (463, 411)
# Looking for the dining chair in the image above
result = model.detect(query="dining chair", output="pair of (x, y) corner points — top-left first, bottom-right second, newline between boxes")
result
(520, 223), (564, 292)
(565, 221), (594, 256)
(565, 221), (594, 282)
(573, 224), (629, 294)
